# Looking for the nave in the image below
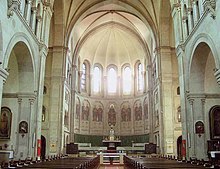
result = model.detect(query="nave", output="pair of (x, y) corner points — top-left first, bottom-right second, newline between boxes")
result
(1, 154), (215, 169)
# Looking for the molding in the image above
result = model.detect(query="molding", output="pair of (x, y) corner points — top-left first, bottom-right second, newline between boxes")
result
(0, 68), (9, 80)
(3, 92), (37, 99)
(181, 0), (216, 46)
(214, 69), (220, 86)
(187, 93), (220, 99)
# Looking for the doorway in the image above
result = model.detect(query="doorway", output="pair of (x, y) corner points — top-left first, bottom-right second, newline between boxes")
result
(177, 136), (182, 160)
(41, 135), (46, 160)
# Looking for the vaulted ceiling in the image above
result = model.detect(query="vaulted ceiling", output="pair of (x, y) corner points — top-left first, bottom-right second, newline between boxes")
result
(52, 0), (172, 69)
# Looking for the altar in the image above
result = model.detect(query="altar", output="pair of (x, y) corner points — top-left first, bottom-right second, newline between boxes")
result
(102, 140), (121, 152)
(103, 126), (121, 152)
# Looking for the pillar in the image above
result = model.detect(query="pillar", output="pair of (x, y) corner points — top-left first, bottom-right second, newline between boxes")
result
(25, 0), (32, 24)
(0, 68), (9, 107)
(187, 7), (193, 33)
(192, 0), (199, 24)
(35, 46), (47, 159)
(40, 6), (47, 41)
(188, 98), (196, 157)
(31, 7), (37, 32)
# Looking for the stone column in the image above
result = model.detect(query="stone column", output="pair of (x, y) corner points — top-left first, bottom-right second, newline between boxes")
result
(134, 72), (137, 96)
(192, 0), (199, 24)
(201, 98), (207, 155)
(0, 68), (9, 107)
(103, 76), (107, 97)
(70, 65), (77, 142)
(40, 6), (47, 42)
(177, 5), (184, 43)
(35, 46), (47, 159)
(188, 98), (196, 157)
(117, 76), (120, 97)
(182, 17), (188, 41)
(171, 3), (184, 44)
(48, 46), (66, 155)
(36, 16), (42, 39)
(187, 7), (193, 33)
(20, 0), (26, 17)
(78, 71), (82, 93)
(199, 0), (205, 16)
(176, 45), (189, 158)
(147, 65), (153, 143)
(90, 73), (93, 96)
(15, 98), (22, 157)
(31, 7), (37, 32)
(25, 0), (32, 24)
(143, 70), (147, 93)
(28, 98), (35, 157)
(41, 2), (53, 45)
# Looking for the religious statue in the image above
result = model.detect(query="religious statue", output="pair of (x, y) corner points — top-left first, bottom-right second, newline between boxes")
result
(82, 103), (89, 120)
(135, 103), (142, 121)
(108, 104), (116, 126)
(109, 126), (115, 141)
(75, 104), (80, 119)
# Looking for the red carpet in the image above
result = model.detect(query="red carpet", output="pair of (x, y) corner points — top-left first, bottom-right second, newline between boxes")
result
(104, 167), (120, 169)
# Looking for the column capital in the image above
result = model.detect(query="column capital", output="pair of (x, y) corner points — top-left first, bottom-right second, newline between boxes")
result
(37, 15), (42, 21)
(188, 98), (194, 105)
(187, 7), (193, 13)
(31, 6), (37, 12)
(18, 98), (22, 104)
(29, 98), (35, 105)
(27, 0), (32, 4)
(201, 98), (206, 105)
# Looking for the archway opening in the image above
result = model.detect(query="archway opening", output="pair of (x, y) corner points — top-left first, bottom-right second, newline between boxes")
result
(41, 135), (46, 160)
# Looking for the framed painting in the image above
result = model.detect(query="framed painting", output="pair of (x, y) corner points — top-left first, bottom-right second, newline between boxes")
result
(210, 105), (220, 139)
(0, 107), (12, 139)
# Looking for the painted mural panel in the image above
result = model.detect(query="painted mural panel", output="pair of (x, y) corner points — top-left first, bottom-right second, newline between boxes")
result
(92, 102), (103, 122)
(108, 104), (116, 126)
(82, 100), (90, 121)
(134, 100), (142, 121)
(0, 107), (12, 139)
(121, 102), (131, 122)
(75, 97), (80, 120)
(144, 98), (148, 119)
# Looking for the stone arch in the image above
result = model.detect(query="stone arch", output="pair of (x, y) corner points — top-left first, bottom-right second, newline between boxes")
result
(189, 41), (219, 93)
(0, 33), (36, 159)
(4, 41), (35, 93)
(4, 33), (36, 89)
(189, 33), (220, 70)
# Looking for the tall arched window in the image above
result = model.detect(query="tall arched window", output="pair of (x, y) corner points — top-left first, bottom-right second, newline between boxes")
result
(137, 63), (143, 91)
(123, 66), (131, 94)
(93, 66), (101, 93)
(108, 67), (117, 93)
(81, 63), (86, 91)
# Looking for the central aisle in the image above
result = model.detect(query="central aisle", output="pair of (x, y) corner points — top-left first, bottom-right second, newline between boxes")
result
(98, 165), (125, 169)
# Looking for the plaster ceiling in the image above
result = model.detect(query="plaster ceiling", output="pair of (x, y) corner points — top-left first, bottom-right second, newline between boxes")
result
(53, 0), (171, 68)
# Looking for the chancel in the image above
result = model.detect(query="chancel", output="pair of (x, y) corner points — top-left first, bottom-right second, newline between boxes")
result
(0, 0), (220, 168)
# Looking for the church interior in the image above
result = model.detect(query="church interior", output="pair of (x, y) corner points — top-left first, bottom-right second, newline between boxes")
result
(0, 0), (220, 168)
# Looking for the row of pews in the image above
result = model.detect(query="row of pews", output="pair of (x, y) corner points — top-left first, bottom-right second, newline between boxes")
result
(1, 154), (100, 169)
(123, 155), (213, 169)
(0, 154), (65, 168)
